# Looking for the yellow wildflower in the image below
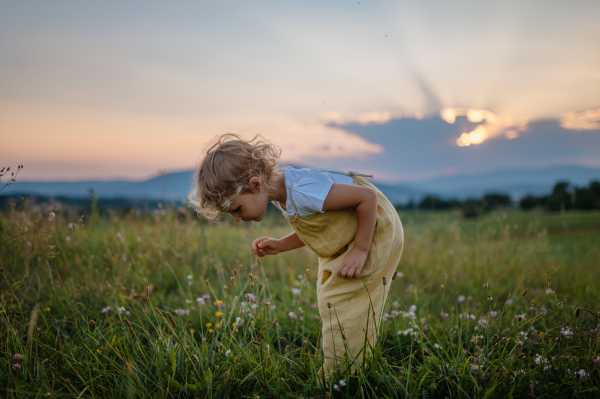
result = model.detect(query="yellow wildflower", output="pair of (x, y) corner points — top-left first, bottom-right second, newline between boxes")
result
(44, 308), (51, 312)
(215, 311), (223, 317)
(232, 322), (237, 327)
(190, 329), (196, 334)
(208, 329), (215, 333)
(97, 349), (102, 354)
(0, 310), (5, 313)
(206, 322), (213, 328)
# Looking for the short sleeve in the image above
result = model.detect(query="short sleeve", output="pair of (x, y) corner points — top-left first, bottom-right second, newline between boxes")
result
(289, 173), (336, 216)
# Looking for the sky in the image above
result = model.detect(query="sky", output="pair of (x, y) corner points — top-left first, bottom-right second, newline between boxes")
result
(1, 0), (599, 183)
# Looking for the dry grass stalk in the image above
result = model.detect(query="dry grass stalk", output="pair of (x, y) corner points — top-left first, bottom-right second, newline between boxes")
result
(27, 304), (40, 344)
(146, 285), (150, 301)
(521, 289), (528, 296)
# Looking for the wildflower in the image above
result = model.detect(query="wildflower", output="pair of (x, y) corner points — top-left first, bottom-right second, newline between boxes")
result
(490, 311), (497, 318)
(545, 288), (553, 294)
(208, 329), (214, 333)
(44, 307), (50, 312)
(467, 295), (473, 301)
(333, 384), (340, 391)
(50, 212), (55, 218)
(226, 349), (232, 356)
(101, 306), (113, 313)
(422, 325), (429, 332)
(440, 311), (449, 319)
(246, 294), (256, 302)
(339, 379), (346, 387)
(291, 288), (301, 296)
(506, 298), (513, 305)
(471, 365), (479, 372)
(434, 343), (441, 349)
(203, 294), (210, 301)
(13, 354), (23, 360)
(12, 363), (21, 371)
(487, 295), (493, 301)
(174, 309), (189, 316)
(457, 295), (465, 304)
(187, 274), (193, 280)
(215, 311), (223, 318)
(288, 311), (298, 320)
(190, 329), (195, 334)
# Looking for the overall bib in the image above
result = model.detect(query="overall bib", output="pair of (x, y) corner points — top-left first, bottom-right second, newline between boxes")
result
(282, 170), (404, 382)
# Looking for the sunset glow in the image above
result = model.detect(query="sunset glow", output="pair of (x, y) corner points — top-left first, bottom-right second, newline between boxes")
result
(457, 125), (487, 147)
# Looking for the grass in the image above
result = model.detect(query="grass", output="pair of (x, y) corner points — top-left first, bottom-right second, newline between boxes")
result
(1, 200), (599, 398)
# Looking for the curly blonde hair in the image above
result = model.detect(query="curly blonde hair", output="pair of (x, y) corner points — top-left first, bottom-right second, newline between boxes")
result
(188, 133), (282, 221)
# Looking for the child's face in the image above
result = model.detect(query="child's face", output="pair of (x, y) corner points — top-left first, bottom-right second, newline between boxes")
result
(225, 190), (269, 223)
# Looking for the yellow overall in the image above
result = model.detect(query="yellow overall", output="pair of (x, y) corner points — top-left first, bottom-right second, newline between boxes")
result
(283, 170), (404, 382)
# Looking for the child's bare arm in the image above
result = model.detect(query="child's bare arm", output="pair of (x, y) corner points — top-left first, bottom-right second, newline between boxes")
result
(252, 232), (305, 257)
(322, 183), (378, 278)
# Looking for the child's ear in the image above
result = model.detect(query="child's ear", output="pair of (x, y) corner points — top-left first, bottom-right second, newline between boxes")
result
(248, 176), (262, 191)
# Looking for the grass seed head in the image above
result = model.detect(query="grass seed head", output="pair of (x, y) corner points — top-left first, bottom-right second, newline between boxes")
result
(492, 334), (499, 341)
(272, 318), (278, 325)
(250, 283), (254, 290)
(239, 310), (244, 317)
(423, 285), (427, 292)
(202, 338), (206, 345)
(205, 279), (210, 287)
(166, 312), (177, 329)
(521, 289), (528, 296)
(483, 283), (488, 290)
(155, 307), (164, 317)
(392, 270), (399, 281)
(382, 277), (387, 286)
(223, 285), (228, 293)
(517, 353), (525, 359)
(327, 302), (331, 309)
(89, 320), (96, 331)
(440, 285), (444, 292)
(233, 269), (237, 277)
(280, 337), (287, 342)
(259, 283), (262, 291)
(305, 269), (309, 279)
(517, 316), (523, 322)
(574, 307), (582, 318)
(285, 344), (291, 352)
(124, 318), (132, 328)
(503, 338), (508, 344)
(230, 277), (234, 285)
(516, 340), (522, 349)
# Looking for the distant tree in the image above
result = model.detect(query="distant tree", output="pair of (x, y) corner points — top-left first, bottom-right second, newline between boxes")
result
(546, 181), (571, 212)
(462, 198), (485, 218)
(483, 193), (512, 209)
(418, 196), (458, 210)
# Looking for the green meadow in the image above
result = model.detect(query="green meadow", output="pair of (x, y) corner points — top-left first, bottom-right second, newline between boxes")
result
(1, 200), (599, 398)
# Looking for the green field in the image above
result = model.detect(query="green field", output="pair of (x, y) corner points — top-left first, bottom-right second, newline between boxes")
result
(1, 201), (599, 398)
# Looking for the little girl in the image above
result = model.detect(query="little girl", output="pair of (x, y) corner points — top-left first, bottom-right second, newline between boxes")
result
(189, 134), (404, 382)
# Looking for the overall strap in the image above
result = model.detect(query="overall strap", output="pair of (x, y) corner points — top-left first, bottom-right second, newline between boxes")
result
(287, 170), (374, 217)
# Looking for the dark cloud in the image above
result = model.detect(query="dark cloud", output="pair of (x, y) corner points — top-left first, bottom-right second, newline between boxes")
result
(304, 116), (600, 182)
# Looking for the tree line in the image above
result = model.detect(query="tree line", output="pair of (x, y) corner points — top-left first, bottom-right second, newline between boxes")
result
(396, 180), (600, 217)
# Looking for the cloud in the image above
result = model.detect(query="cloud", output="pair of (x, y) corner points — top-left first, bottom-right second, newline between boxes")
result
(318, 114), (600, 182)
(560, 108), (600, 131)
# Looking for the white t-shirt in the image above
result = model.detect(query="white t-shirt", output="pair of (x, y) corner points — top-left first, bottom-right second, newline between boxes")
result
(274, 166), (354, 218)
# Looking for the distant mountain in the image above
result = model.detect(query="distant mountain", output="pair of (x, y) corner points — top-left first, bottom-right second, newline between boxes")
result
(2, 166), (599, 205)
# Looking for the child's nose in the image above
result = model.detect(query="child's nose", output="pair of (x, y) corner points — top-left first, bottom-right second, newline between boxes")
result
(233, 214), (242, 222)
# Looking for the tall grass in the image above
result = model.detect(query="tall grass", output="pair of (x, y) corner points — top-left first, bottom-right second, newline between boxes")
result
(1, 199), (599, 397)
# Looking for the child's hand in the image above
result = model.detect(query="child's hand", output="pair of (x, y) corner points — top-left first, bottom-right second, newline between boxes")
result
(252, 237), (282, 257)
(338, 247), (368, 279)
